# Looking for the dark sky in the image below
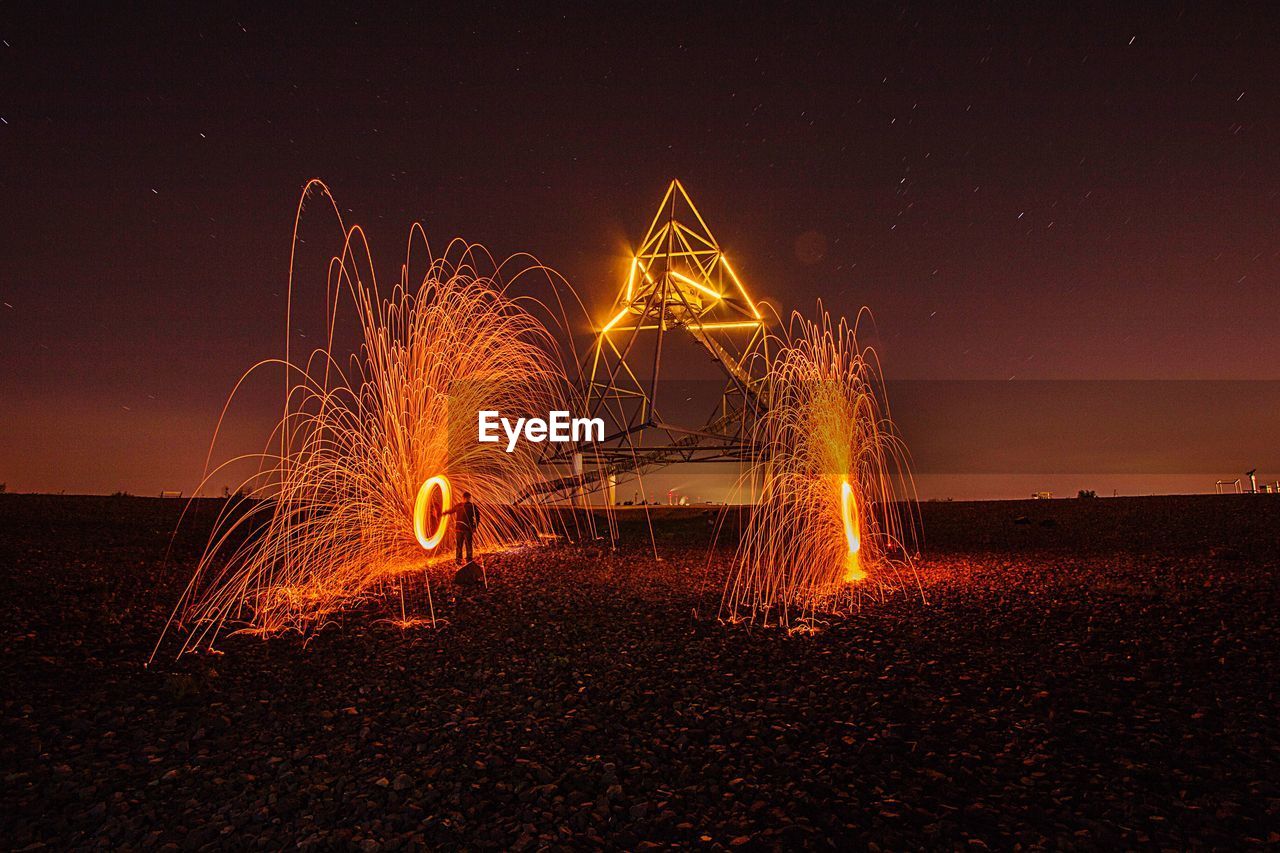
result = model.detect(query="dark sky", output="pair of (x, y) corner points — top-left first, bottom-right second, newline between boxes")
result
(3, 3), (1278, 498)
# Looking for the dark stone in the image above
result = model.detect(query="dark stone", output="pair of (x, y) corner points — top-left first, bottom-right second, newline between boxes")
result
(453, 561), (484, 586)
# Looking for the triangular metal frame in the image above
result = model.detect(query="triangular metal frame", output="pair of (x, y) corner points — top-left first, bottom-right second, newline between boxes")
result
(531, 180), (770, 500)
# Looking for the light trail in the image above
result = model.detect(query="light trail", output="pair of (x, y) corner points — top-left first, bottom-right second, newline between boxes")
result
(157, 181), (580, 656)
(722, 308), (920, 625)
(413, 475), (452, 550)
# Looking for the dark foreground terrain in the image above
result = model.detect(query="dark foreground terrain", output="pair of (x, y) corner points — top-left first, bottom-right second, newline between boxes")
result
(2, 494), (1278, 849)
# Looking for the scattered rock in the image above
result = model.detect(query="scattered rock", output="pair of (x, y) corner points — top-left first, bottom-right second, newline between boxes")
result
(453, 562), (485, 586)
(2, 494), (1276, 850)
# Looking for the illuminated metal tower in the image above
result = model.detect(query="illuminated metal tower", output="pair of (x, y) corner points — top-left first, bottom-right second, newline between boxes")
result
(532, 180), (771, 500)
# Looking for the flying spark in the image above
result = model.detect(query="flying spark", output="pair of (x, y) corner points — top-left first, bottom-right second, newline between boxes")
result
(722, 308), (920, 625)
(158, 181), (576, 656)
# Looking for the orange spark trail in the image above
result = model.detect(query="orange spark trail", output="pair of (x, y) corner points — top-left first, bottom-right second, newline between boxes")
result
(722, 308), (920, 626)
(157, 182), (585, 657)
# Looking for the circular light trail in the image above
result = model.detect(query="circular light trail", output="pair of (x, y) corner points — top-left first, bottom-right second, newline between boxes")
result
(841, 479), (860, 555)
(841, 479), (866, 583)
(414, 475), (453, 550)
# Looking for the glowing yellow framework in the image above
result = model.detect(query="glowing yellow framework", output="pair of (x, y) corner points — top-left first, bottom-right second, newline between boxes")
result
(600, 180), (764, 333)
(538, 180), (771, 496)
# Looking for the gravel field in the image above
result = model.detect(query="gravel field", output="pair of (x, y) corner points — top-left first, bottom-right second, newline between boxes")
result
(2, 493), (1278, 849)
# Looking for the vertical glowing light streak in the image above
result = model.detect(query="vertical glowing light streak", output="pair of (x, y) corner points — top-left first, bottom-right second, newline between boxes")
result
(841, 479), (866, 582)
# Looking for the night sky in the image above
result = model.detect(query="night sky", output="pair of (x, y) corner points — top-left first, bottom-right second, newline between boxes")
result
(3, 3), (1278, 498)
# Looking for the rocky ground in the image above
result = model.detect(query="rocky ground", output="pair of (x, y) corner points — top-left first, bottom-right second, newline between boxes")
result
(2, 493), (1278, 849)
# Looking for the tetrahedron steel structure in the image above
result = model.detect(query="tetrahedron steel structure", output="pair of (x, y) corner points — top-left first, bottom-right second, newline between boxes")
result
(533, 180), (771, 500)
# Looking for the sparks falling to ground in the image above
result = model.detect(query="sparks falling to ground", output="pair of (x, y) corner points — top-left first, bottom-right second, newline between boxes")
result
(723, 309), (920, 626)
(157, 182), (571, 656)
(156, 180), (922, 656)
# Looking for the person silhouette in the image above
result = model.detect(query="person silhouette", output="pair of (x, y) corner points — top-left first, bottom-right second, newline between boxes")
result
(442, 490), (480, 564)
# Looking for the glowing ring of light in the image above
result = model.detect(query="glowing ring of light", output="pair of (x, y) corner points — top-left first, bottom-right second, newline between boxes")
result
(840, 480), (861, 555)
(413, 475), (452, 550)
